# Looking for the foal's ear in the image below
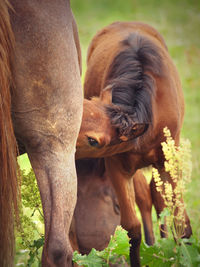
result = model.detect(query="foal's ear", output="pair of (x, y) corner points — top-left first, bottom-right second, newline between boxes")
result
(100, 85), (112, 104)
(119, 123), (149, 141)
(132, 123), (149, 138)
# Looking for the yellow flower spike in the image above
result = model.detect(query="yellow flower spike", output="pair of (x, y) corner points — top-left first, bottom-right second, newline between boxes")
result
(152, 127), (192, 241)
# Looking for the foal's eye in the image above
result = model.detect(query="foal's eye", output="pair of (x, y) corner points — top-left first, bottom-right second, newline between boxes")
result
(87, 137), (99, 147)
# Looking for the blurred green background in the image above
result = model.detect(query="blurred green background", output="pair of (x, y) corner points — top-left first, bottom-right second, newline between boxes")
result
(17, 0), (200, 262)
(70, 0), (200, 239)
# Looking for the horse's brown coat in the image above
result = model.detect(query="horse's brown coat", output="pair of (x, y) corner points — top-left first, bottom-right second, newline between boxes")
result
(71, 159), (154, 254)
(0, 1), (18, 265)
(76, 21), (192, 267)
(0, 1), (83, 266)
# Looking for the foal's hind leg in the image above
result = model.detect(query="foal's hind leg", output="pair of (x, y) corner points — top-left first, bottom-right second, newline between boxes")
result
(134, 170), (155, 245)
(150, 174), (167, 237)
(105, 156), (141, 267)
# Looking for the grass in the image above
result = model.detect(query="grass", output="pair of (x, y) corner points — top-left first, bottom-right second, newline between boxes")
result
(18, 154), (32, 174)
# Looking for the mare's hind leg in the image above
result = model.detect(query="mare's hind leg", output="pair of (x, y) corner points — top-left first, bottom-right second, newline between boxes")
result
(134, 170), (155, 245)
(105, 156), (141, 267)
(150, 167), (192, 238)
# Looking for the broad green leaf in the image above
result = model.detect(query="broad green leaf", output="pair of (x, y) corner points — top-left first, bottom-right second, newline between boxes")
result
(140, 240), (175, 267)
(158, 238), (176, 259)
(73, 226), (130, 266)
(112, 226), (130, 259)
(178, 240), (200, 267)
(73, 249), (106, 267)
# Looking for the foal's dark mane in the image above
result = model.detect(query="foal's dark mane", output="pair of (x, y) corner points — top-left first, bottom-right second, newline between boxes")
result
(106, 33), (163, 137)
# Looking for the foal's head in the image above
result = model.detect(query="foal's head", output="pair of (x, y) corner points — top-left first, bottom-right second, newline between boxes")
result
(76, 87), (148, 159)
(76, 96), (115, 158)
(76, 33), (164, 159)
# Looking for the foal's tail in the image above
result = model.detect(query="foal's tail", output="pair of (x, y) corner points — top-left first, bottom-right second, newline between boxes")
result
(0, 1), (19, 266)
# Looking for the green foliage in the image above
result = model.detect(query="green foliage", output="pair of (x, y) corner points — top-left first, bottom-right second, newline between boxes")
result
(73, 250), (106, 267)
(26, 237), (44, 267)
(73, 226), (130, 266)
(21, 169), (43, 221)
(141, 237), (200, 267)
(15, 169), (44, 266)
(74, 225), (200, 267)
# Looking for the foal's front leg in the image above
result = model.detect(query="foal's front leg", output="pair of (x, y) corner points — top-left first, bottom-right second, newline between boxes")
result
(134, 170), (155, 245)
(105, 156), (141, 267)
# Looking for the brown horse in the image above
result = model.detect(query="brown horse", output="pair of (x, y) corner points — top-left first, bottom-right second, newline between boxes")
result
(76, 21), (192, 266)
(71, 159), (154, 256)
(0, 1), (83, 266)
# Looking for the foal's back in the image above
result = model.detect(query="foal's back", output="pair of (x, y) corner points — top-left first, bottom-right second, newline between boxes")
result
(84, 21), (168, 98)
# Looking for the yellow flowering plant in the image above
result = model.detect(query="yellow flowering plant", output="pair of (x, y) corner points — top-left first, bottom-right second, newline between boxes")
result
(152, 127), (192, 242)
(140, 127), (200, 267)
